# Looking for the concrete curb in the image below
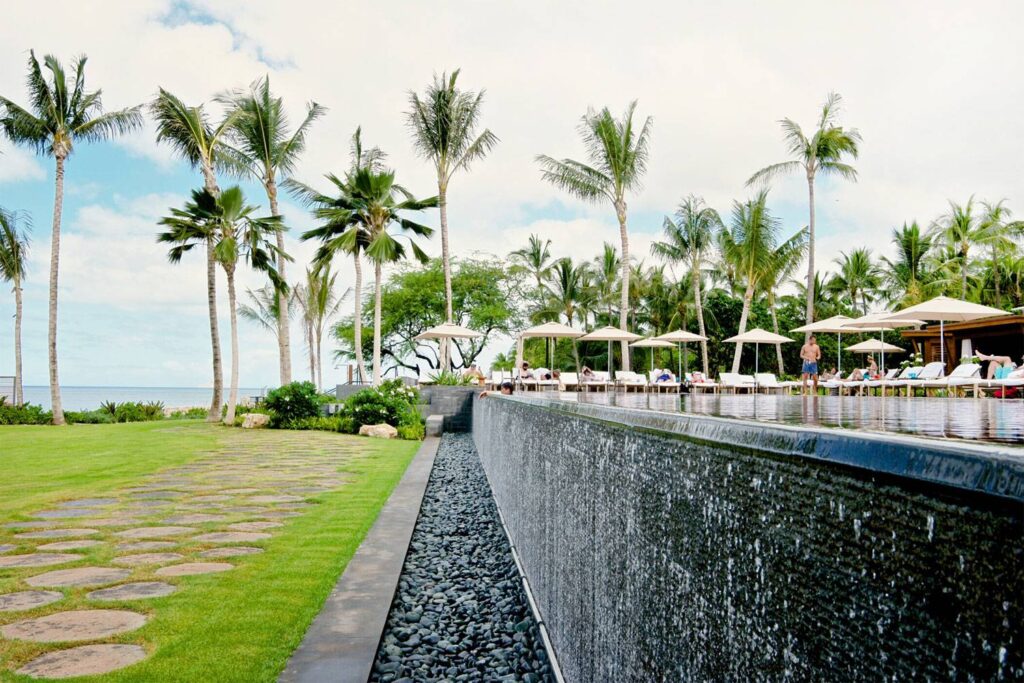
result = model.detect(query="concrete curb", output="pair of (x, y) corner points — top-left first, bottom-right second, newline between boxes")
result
(280, 436), (441, 683)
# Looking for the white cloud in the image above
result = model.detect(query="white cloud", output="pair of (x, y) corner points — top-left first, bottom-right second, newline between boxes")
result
(0, 141), (46, 183)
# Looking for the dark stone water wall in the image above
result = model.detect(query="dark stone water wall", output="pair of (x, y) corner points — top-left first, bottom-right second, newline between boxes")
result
(472, 396), (1024, 682)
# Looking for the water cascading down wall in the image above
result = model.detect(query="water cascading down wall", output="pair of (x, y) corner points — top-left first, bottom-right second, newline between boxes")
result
(472, 395), (1023, 682)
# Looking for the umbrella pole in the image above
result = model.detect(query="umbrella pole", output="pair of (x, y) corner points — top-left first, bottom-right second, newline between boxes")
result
(608, 340), (613, 379)
(683, 342), (689, 376)
(939, 319), (945, 368)
(755, 343), (759, 374)
(881, 329), (885, 375)
(837, 332), (842, 375)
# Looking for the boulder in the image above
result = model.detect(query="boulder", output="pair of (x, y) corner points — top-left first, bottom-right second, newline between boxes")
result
(359, 423), (398, 439)
(241, 413), (270, 429)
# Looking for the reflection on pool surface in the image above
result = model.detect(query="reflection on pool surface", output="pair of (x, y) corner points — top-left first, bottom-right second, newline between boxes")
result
(549, 391), (1024, 445)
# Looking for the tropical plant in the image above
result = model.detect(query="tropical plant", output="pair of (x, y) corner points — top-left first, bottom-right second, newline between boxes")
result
(978, 200), (1017, 307)
(159, 186), (287, 423)
(747, 92), (861, 334)
(545, 257), (592, 370)
(928, 197), (992, 299)
(537, 100), (652, 369)
(219, 76), (326, 386)
(827, 248), (881, 315)
(652, 195), (722, 374)
(880, 221), (933, 307)
(407, 69), (498, 363)
(239, 285), (289, 340)
(509, 234), (553, 287)
(592, 242), (621, 326)
(149, 88), (241, 421)
(293, 265), (346, 391)
(0, 208), (30, 405)
(263, 380), (321, 428)
(0, 51), (143, 424)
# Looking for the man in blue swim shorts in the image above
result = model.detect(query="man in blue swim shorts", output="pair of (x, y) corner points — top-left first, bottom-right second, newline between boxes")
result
(801, 334), (822, 394)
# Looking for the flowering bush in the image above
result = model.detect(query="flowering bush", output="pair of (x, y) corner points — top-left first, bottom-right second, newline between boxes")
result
(339, 380), (422, 437)
(264, 381), (321, 427)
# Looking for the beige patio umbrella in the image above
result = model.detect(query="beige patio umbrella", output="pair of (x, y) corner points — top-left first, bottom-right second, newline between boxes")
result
(630, 338), (675, 372)
(723, 328), (794, 374)
(884, 296), (1008, 366)
(578, 326), (643, 377)
(517, 321), (584, 373)
(792, 315), (856, 374)
(414, 323), (483, 372)
(846, 339), (905, 375)
(842, 312), (923, 373)
(655, 329), (707, 378)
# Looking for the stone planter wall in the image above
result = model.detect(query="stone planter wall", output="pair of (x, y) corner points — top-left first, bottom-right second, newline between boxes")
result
(418, 385), (478, 432)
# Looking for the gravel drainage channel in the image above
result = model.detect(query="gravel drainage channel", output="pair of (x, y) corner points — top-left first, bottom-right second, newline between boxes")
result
(370, 433), (556, 682)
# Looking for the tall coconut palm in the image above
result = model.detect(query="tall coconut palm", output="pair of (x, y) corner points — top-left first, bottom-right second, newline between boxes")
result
(545, 257), (590, 370)
(978, 200), (1016, 307)
(0, 51), (142, 424)
(159, 187), (287, 423)
(220, 76), (325, 387)
(827, 248), (881, 315)
(719, 190), (803, 372)
(747, 92), (861, 335)
(881, 221), (932, 307)
(293, 265), (346, 391)
(929, 197), (987, 299)
(652, 195), (723, 375)
(407, 69), (497, 325)
(298, 167), (436, 384)
(0, 209), (30, 405)
(239, 285), (291, 342)
(537, 101), (652, 369)
(762, 233), (807, 373)
(592, 242), (621, 326)
(150, 88), (240, 421)
(509, 234), (553, 288)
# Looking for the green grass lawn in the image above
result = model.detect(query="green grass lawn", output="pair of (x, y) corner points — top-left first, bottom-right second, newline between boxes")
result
(0, 422), (418, 682)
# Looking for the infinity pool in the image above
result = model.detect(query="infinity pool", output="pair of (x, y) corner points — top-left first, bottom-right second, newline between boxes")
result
(548, 391), (1024, 445)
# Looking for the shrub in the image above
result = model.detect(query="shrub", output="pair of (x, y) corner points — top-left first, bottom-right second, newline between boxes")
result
(168, 407), (207, 420)
(65, 410), (114, 424)
(397, 422), (425, 440)
(336, 415), (358, 434)
(141, 401), (165, 420)
(263, 381), (321, 428)
(114, 402), (146, 423)
(0, 399), (52, 425)
(432, 370), (474, 386)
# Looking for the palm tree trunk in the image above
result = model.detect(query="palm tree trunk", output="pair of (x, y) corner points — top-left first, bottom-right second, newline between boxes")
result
(770, 301), (784, 374)
(803, 173), (816, 338)
(438, 183), (452, 372)
(14, 273), (23, 405)
(731, 284), (755, 372)
(616, 200), (631, 370)
(267, 181), (292, 385)
(224, 267), (240, 425)
(352, 251), (367, 383)
(992, 244), (1001, 307)
(962, 244), (969, 299)
(201, 165), (223, 422)
(692, 257), (709, 376)
(48, 155), (66, 425)
(372, 260), (383, 386)
(307, 319), (316, 385)
(316, 325), (324, 393)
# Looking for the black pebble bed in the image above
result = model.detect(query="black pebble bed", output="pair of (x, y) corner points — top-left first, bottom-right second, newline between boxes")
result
(370, 433), (555, 683)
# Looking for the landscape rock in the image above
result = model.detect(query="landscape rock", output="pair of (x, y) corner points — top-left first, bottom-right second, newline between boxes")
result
(359, 423), (399, 439)
(242, 413), (270, 429)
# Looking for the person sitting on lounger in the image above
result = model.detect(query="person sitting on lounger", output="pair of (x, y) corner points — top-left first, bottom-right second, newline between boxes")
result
(821, 367), (838, 381)
(581, 366), (595, 381)
(849, 368), (866, 381)
(463, 363), (486, 385)
(977, 350), (1018, 379)
(519, 361), (535, 380)
(655, 369), (675, 383)
(866, 357), (879, 379)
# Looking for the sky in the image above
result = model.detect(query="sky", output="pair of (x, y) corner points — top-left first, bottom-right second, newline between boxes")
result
(0, 1), (1021, 388)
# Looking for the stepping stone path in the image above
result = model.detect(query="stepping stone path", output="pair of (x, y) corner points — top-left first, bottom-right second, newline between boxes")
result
(0, 590), (63, 612)
(27, 567), (131, 588)
(88, 582), (177, 601)
(112, 552), (184, 566)
(0, 429), (356, 679)
(200, 546), (264, 559)
(1, 609), (146, 642)
(17, 644), (148, 678)
(155, 562), (233, 577)
(0, 553), (81, 568)
(37, 540), (105, 551)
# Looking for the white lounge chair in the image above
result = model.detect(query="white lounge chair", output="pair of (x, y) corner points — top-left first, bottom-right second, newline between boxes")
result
(950, 374), (1024, 398)
(615, 371), (648, 392)
(754, 373), (799, 394)
(897, 362), (946, 397)
(916, 363), (981, 397)
(582, 370), (612, 392)
(648, 370), (681, 393)
(561, 372), (579, 391)
(719, 372), (757, 393)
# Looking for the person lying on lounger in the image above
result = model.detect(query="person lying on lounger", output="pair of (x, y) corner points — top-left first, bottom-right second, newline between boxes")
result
(977, 351), (1018, 379)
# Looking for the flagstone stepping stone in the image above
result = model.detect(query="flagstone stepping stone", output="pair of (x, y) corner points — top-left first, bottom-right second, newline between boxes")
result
(33, 508), (101, 519)
(0, 544), (15, 554)
(227, 521), (282, 532)
(155, 562), (233, 577)
(15, 528), (98, 540)
(88, 581), (176, 601)
(134, 492), (184, 499)
(248, 495), (304, 504)
(0, 553), (81, 568)
(114, 526), (195, 539)
(194, 531), (271, 543)
(6, 521), (54, 529)
(215, 506), (270, 514)
(261, 511), (303, 519)
(16, 643), (148, 678)
(0, 590), (63, 612)
(162, 514), (227, 524)
(199, 546), (264, 559)
(27, 567), (131, 588)
(190, 495), (232, 502)
(112, 552), (184, 567)
(81, 517), (139, 527)
(221, 488), (261, 494)
(2, 609), (147, 642)
(37, 540), (105, 551)
(115, 541), (177, 552)
(58, 498), (119, 508)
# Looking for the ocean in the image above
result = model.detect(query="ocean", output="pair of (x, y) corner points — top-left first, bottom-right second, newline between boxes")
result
(19, 386), (267, 412)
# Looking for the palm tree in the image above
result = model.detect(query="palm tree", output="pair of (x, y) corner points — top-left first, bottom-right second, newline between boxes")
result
(239, 284), (289, 340)
(149, 88), (240, 421)
(545, 257), (590, 370)
(510, 234), (553, 288)
(652, 195), (723, 375)
(881, 221), (932, 307)
(978, 200), (1016, 307)
(762, 234), (807, 373)
(159, 187), (286, 423)
(293, 265), (346, 391)
(929, 197), (986, 299)
(747, 92), (861, 334)
(299, 167), (436, 384)
(220, 76), (326, 387)
(592, 242), (621, 326)
(0, 209), (30, 405)
(537, 101), (652, 369)
(828, 248), (881, 315)
(407, 70), (497, 370)
(719, 190), (804, 372)
(0, 52), (142, 424)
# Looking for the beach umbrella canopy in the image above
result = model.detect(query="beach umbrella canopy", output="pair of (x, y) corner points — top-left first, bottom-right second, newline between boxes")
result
(579, 326), (642, 376)
(791, 315), (856, 333)
(414, 323), (483, 340)
(520, 321), (584, 338)
(631, 338), (675, 372)
(654, 330), (706, 378)
(884, 296), (1008, 365)
(723, 328), (793, 374)
(842, 312), (923, 373)
(846, 339), (906, 353)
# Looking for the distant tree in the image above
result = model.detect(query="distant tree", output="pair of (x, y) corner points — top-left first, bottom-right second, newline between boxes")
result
(880, 222), (933, 307)
(0, 208), (30, 405)
(827, 247), (881, 315)
(0, 51), (143, 424)
(978, 200), (1016, 307)
(510, 234), (553, 288)
(293, 265), (346, 391)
